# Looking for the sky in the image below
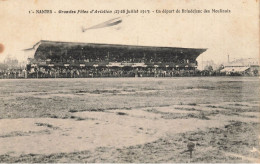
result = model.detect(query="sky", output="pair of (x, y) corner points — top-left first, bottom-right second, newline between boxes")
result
(0, 0), (259, 68)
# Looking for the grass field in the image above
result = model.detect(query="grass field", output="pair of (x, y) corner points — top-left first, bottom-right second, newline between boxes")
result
(0, 77), (259, 162)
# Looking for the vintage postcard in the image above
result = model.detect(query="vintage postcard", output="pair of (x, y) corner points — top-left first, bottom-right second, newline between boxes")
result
(0, 0), (259, 163)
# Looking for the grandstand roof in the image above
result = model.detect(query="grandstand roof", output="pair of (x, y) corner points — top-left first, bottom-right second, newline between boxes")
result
(26, 40), (207, 60)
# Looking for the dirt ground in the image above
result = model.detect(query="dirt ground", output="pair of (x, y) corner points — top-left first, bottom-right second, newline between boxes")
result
(0, 77), (259, 162)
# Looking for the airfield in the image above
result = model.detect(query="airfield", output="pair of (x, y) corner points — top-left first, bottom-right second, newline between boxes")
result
(0, 77), (259, 162)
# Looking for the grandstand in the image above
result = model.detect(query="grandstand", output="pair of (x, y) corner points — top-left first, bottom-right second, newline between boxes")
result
(25, 40), (207, 78)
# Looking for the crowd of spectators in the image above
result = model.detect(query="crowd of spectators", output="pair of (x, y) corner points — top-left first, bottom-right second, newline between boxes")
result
(25, 67), (198, 78)
(2, 66), (247, 79)
(0, 69), (27, 79)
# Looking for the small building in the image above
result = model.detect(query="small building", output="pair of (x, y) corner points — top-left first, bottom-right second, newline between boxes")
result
(221, 58), (259, 76)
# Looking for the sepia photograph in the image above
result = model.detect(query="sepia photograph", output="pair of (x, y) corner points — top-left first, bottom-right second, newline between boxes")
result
(0, 0), (259, 163)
